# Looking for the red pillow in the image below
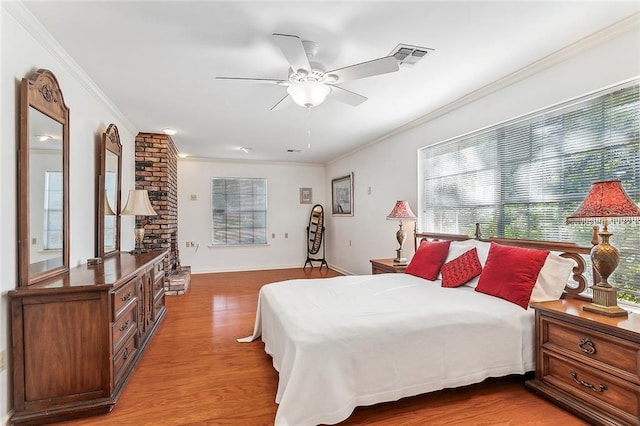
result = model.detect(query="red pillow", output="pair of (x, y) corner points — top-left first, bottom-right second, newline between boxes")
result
(441, 248), (482, 288)
(405, 240), (451, 281)
(475, 242), (549, 309)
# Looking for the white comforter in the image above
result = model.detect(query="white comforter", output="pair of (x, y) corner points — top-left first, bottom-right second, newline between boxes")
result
(239, 273), (535, 426)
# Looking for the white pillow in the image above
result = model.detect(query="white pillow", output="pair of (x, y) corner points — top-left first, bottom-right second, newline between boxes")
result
(529, 253), (576, 302)
(439, 239), (491, 288)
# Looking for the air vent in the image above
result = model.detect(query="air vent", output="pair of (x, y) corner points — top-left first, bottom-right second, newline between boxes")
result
(389, 44), (434, 67)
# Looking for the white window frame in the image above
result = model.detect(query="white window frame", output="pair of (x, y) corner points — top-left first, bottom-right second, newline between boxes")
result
(210, 177), (268, 246)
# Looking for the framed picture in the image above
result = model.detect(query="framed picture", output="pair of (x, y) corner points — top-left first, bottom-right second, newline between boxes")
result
(331, 173), (353, 216)
(299, 187), (312, 204)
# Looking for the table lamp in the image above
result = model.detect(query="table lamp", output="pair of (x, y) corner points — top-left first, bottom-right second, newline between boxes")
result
(121, 189), (157, 254)
(566, 180), (640, 317)
(387, 200), (417, 264)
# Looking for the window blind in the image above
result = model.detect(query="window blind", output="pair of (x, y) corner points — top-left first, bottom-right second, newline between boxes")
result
(420, 81), (640, 302)
(44, 171), (63, 250)
(211, 177), (267, 245)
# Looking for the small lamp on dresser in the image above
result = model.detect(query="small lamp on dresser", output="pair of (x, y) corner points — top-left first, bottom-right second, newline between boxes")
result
(566, 179), (640, 317)
(386, 200), (417, 265)
(121, 189), (157, 254)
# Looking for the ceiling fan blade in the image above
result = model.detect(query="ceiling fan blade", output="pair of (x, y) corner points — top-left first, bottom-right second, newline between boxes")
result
(272, 33), (311, 73)
(326, 56), (399, 83)
(270, 94), (293, 111)
(216, 77), (287, 85)
(327, 85), (367, 106)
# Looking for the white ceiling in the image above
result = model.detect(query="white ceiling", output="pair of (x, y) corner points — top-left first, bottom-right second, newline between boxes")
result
(22, 1), (640, 164)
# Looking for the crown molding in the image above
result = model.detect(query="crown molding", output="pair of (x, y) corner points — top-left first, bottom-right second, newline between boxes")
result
(3, 1), (138, 135)
(180, 155), (325, 168)
(328, 12), (640, 166)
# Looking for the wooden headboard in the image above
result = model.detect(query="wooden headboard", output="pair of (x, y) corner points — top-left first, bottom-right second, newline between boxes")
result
(415, 224), (595, 298)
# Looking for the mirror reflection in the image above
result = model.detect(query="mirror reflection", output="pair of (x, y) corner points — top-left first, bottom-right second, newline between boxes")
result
(104, 150), (118, 250)
(29, 107), (64, 273)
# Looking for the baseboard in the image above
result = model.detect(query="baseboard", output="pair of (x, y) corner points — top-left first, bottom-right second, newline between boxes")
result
(326, 264), (355, 276)
(3, 408), (14, 425)
(190, 264), (356, 276)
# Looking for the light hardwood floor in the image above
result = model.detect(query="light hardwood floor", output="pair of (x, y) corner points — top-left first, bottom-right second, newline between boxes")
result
(55, 268), (588, 425)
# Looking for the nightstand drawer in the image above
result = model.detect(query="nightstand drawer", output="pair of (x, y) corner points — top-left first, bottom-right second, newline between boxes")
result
(370, 258), (407, 274)
(542, 351), (640, 423)
(543, 317), (640, 384)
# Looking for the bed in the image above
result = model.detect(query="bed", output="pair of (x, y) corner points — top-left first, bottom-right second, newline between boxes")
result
(239, 230), (592, 426)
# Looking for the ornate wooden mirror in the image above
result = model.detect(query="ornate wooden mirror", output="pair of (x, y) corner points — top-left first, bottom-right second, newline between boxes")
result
(18, 69), (70, 286)
(304, 204), (327, 270)
(97, 124), (122, 258)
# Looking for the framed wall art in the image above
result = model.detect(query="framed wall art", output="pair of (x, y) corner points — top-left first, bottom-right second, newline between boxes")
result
(299, 187), (312, 204)
(331, 173), (353, 216)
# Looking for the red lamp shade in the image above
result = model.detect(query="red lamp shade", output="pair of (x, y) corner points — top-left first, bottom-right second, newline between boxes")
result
(387, 200), (417, 220)
(566, 180), (640, 224)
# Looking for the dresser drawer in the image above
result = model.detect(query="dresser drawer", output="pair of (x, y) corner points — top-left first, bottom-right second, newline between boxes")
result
(153, 259), (165, 281)
(112, 277), (137, 320)
(112, 303), (137, 351)
(113, 334), (138, 388)
(542, 317), (640, 384)
(152, 291), (165, 321)
(153, 275), (164, 299)
(542, 351), (640, 424)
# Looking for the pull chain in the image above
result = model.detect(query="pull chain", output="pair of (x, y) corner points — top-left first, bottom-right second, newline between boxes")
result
(307, 106), (312, 149)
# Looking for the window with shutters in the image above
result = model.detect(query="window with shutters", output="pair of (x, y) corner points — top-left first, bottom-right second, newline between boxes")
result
(211, 177), (267, 245)
(419, 81), (639, 303)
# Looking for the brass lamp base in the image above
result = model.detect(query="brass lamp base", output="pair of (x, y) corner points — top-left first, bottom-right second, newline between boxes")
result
(394, 222), (408, 264)
(394, 248), (408, 265)
(582, 285), (628, 317)
(130, 226), (146, 254)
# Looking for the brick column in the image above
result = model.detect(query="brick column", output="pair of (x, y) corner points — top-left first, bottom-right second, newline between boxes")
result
(134, 133), (179, 274)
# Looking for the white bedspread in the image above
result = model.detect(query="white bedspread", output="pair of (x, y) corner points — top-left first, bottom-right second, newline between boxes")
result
(239, 273), (535, 426)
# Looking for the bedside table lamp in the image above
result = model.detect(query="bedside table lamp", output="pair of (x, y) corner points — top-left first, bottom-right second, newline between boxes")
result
(567, 180), (640, 317)
(387, 200), (417, 264)
(121, 189), (157, 254)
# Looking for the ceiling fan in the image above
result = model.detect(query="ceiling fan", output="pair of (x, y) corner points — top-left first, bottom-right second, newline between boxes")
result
(216, 33), (400, 110)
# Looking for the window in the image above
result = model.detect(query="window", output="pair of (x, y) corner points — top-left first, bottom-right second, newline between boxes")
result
(419, 81), (640, 302)
(43, 171), (63, 250)
(211, 178), (267, 245)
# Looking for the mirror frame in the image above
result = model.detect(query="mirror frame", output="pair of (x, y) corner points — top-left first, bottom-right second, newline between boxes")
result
(19, 69), (70, 286)
(97, 124), (122, 258)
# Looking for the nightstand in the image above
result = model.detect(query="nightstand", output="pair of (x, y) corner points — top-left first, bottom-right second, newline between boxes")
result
(370, 258), (407, 274)
(526, 298), (640, 426)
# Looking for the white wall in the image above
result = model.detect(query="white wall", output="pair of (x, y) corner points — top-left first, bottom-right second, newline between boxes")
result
(1, 2), (639, 423)
(1, 4), (137, 423)
(178, 158), (326, 273)
(325, 20), (640, 276)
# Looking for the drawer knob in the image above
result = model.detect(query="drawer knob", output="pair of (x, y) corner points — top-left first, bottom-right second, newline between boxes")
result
(120, 292), (133, 302)
(123, 347), (129, 360)
(119, 319), (130, 332)
(570, 371), (607, 393)
(578, 337), (596, 355)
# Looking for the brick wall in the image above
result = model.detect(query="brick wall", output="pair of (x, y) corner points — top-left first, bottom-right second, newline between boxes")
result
(134, 133), (179, 273)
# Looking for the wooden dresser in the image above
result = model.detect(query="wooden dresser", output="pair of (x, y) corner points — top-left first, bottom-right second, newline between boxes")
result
(370, 258), (407, 274)
(9, 250), (167, 425)
(526, 299), (640, 426)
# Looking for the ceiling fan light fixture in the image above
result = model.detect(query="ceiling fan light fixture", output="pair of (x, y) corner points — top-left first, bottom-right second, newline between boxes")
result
(287, 81), (331, 108)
